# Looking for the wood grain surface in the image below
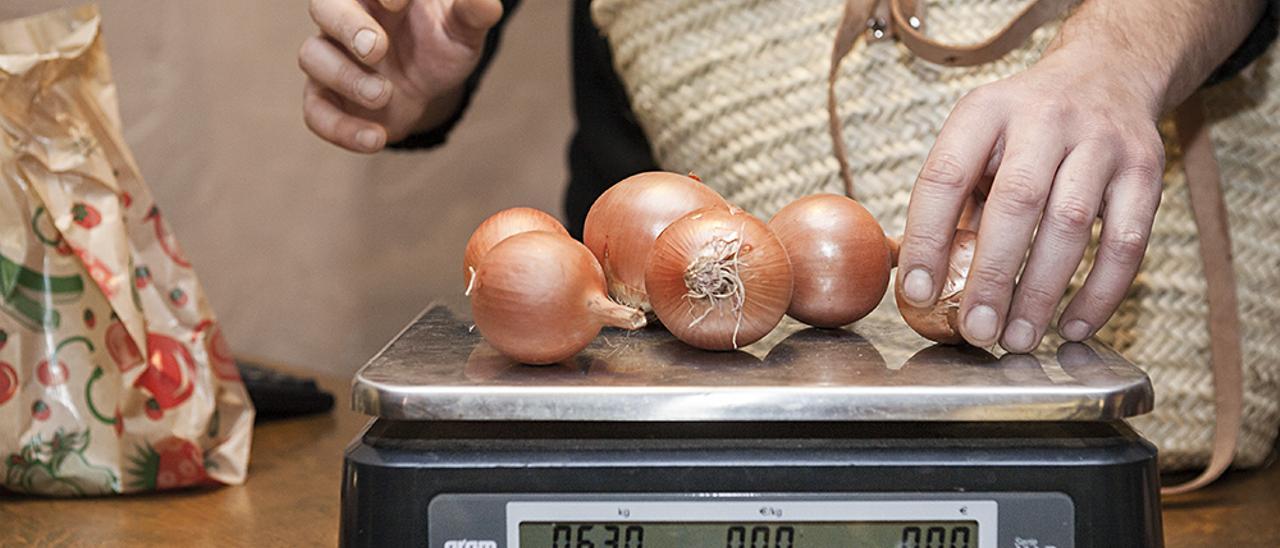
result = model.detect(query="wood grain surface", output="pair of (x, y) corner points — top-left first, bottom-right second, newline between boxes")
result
(0, 369), (1276, 547)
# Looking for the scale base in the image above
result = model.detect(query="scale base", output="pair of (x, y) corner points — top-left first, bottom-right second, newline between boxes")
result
(340, 420), (1162, 548)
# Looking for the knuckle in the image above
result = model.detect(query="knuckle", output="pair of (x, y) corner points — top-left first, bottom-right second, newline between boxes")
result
(1065, 294), (1104, 322)
(902, 229), (953, 257)
(917, 153), (969, 191)
(994, 166), (1047, 210)
(1080, 120), (1124, 148)
(969, 261), (1014, 294)
(302, 104), (325, 136)
(1117, 160), (1163, 192)
(1071, 285), (1115, 317)
(1032, 97), (1072, 123)
(1122, 132), (1165, 171)
(1016, 282), (1062, 313)
(1046, 197), (1095, 233)
(957, 85), (999, 111)
(302, 98), (336, 137)
(1102, 229), (1148, 265)
(335, 62), (362, 95)
(297, 38), (320, 72)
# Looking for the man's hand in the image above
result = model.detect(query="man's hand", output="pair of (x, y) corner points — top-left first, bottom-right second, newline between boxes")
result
(896, 0), (1266, 352)
(298, 0), (503, 152)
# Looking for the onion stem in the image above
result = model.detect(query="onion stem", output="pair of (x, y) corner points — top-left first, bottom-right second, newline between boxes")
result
(682, 226), (748, 348)
(587, 294), (647, 330)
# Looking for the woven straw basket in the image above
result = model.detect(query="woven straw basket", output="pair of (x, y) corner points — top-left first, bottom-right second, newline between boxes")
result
(592, 0), (1280, 472)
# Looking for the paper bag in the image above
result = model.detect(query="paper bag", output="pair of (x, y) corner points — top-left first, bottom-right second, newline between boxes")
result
(0, 4), (253, 495)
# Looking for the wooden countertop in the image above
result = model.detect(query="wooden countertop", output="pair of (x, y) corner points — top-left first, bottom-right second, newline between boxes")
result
(1, 371), (1276, 547)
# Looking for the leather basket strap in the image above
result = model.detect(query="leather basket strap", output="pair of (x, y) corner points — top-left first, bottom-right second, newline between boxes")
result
(891, 0), (1078, 66)
(1162, 96), (1244, 495)
(828, 0), (881, 198)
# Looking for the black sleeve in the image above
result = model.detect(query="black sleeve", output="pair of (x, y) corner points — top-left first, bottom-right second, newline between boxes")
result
(387, 0), (522, 150)
(1205, 0), (1278, 86)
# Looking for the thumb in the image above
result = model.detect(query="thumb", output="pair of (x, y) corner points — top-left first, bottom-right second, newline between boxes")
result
(446, 0), (503, 48)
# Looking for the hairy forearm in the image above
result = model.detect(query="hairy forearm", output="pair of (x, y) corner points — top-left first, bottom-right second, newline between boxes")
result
(1046, 0), (1267, 115)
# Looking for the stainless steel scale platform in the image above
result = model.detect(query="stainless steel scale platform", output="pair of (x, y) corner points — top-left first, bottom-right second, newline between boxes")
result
(341, 304), (1161, 548)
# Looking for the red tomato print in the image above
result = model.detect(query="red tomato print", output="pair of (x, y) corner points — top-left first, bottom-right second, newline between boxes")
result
(144, 207), (192, 268)
(154, 438), (205, 489)
(105, 321), (144, 372)
(120, 192), (133, 208)
(71, 203), (101, 229)
(0, 362), (16, 406)
(134, 266), (151, 289)
(195, 320), (239, 381)
(36, 360), (68, 386)
(71, 247), (116, 298)
(145, 398), (163, 420)
(131, 437), (206, 491)
(134, 333), (196, 409)
(83, 309), (96, 329)
(32, 400), (50, 421)
(0, 329), (7, 351)
(169, 288), (188, 307)
(113, 409), (125, 437)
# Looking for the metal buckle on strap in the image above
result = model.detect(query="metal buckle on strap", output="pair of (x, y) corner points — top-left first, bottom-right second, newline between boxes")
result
(867, 0), (923, 41)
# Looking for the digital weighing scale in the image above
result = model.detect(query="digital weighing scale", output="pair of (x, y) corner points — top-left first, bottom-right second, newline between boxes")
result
(341, 305), (1161, 548)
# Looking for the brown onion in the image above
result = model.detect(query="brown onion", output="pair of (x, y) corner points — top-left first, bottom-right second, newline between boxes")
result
(645, 207), (793, 350)
(470, 231), (645, 364)
(768, 194), (890, 328)
(583, 171), (728, 311)
(463, 207), (568, 289)
(896, 229), (977, 344)
(886, 235), (900, 268)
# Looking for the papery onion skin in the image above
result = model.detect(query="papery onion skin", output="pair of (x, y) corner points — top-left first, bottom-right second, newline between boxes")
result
(896, 229), (977, 344)
(645, 207), (793, 350)
(463, 207), (568, 286)
(769, 194), (889, 328)
(583, 171), (728, 311)
(470, 231), (645, 364)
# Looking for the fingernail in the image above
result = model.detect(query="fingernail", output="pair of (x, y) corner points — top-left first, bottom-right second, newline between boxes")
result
(353, 29), (377, 58)
(1061, 320), (1092, 341)
(1002, 319), (1037, 353)
(356, 129), (382, 150)
(903, 269), (933, 305)
(964, 305), (999, 343)
(359, 77), (387, 102)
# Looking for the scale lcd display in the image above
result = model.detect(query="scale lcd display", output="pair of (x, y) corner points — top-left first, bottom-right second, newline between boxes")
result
(518, 521), (978, 548)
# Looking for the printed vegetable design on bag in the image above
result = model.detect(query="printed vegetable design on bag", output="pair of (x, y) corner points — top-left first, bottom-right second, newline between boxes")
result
(85, 366), (125, 436)
(35, 336), (93, 387)
(144, 206), (191, 268)
(71, 203), (101, 229)
(0, 359), (16, 406)
(0, 5), (254, 497)
(0, 246), (85, 331)
(4, 429), (120, 495)
(127, 437), (207, 491)
(194, 319), (240, 381)
(103, 327), (198, 414)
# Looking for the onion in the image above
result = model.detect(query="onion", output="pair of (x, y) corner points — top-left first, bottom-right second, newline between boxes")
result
(896, 229), (977, 344)
(768, 194), (890, 328)
(886, 236), (900, 268)
(645, 207), (793, 350)
(463, 207), (567, 289)
(470, 231), (645, 364)
(583, 171), (728, 311)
